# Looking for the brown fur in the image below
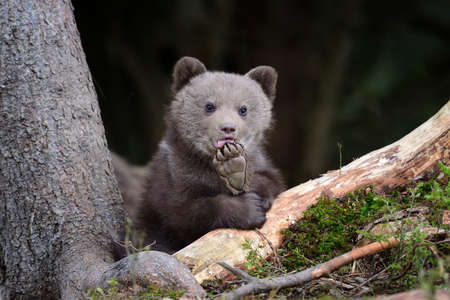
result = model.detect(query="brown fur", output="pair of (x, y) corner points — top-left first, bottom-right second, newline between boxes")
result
(111, 153), (147, 221)
(113, 57), (285, 256)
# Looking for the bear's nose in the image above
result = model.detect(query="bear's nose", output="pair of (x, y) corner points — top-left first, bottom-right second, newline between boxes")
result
(220, 123), (236, 134)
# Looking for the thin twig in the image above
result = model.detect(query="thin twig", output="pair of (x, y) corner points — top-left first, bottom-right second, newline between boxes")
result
(216, 262), (256, 282)
(255, 228), (282, 269)
(356, 206), (428, 243)
(320, 277), (355, 290)
(391, 262), (412, 281)
(435, 238), (450, 245)
(351, 268), (387, 296)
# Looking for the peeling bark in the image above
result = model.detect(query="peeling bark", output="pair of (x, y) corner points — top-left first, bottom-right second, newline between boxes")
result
(0, 1), (205, 299)
(174, 101), (450, 282)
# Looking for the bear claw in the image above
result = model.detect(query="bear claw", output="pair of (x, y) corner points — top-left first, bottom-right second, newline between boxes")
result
(213, 142), (249, 194)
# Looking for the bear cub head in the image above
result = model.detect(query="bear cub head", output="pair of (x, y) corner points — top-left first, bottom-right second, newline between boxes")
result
(168, 56), (277, 157)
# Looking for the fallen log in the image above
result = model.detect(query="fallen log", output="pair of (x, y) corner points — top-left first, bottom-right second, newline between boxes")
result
(174, 101), (449, 282)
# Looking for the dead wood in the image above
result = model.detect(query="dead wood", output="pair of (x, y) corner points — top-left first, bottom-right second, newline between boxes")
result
(174, 101), (449, 282)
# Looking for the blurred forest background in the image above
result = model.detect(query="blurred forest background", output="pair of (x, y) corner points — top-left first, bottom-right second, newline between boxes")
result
(73, 0), (450, 187)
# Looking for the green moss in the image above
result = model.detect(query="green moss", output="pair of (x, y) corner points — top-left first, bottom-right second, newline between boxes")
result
(280, 187), (392, 270)
(279, 162), (449, 274)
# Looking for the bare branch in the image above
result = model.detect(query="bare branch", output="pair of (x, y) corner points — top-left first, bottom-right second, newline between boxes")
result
(215, 262), (256, 282)
(220, 237), (399, 300)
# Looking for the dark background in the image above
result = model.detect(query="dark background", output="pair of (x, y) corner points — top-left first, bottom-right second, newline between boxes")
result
(73, 0), (450, 187)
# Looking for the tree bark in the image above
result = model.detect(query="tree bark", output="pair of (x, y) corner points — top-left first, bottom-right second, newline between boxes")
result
(174, 101), (449, 282)
(0, 1), (205, 299)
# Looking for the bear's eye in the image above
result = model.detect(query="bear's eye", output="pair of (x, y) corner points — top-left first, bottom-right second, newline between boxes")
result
(239, 106), (247, 116)
(204, 103), (216, 113)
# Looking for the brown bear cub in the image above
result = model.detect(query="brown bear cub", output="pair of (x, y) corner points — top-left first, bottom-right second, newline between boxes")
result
(113, 57), (285, 256)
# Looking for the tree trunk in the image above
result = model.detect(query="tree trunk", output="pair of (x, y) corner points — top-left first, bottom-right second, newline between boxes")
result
(0, 1), (204, 299)
(174, 101), (449, 282)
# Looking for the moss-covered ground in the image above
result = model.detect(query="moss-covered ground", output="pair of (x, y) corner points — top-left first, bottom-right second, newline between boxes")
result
(204, 162), (449, 299)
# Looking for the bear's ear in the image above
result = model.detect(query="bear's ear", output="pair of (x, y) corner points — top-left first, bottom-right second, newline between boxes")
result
(172, 57), (207, 92)
(245, 66), (278, 101)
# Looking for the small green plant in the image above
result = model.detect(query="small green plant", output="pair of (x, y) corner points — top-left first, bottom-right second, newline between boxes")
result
(438, 161), (450, 177)
(140, 285), (185, 299)
(86, 277), (185, 299)
(242, 239), (280, 277)
(86, 278), (120, 300)
(420, 257), (450, 293)
(122, 217), (152, 256)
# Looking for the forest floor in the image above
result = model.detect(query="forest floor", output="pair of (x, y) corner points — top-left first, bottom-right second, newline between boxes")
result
(202, 162), (449, 299)
(87, 163), (449, 299)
